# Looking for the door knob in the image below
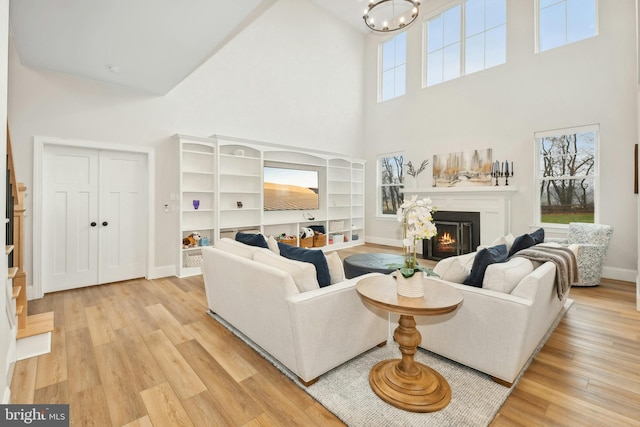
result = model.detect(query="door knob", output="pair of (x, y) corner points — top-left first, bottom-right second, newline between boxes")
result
(102, 221), (109, 226)
(90, 222), (97, 227)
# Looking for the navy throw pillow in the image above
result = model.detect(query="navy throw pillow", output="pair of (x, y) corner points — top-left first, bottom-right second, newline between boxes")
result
(235, 232), (268, 249)
(278, 243), (331, 287)
(530, 227), (545, 244)
(463, 244), (508, 288)
(507, 228), (545, 258)
(508, 234), (535, 258)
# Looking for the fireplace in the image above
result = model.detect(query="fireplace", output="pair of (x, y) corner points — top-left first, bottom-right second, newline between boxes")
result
(424, 211), (480, 261)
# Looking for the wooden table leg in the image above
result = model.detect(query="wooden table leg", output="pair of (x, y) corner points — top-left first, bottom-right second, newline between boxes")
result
(369, 314), (452, 412)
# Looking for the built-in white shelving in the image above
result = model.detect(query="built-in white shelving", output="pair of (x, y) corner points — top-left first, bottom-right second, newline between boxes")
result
(178, 138), (217, 277)
(175, 134), (366, 276)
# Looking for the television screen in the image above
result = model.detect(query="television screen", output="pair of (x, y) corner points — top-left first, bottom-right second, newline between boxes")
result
(264, 166), (319, 211)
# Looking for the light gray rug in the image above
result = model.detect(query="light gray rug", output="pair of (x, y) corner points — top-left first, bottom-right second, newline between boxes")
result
(211, 299), (573, 427)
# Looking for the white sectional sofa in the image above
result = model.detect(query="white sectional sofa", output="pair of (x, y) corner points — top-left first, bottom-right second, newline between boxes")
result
(200, 238), (388, 385)
(201, 235), (575, 387)
(415, 245), (576, 385)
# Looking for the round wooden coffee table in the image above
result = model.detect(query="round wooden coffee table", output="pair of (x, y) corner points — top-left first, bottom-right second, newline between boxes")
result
(356, 275), (463, 413)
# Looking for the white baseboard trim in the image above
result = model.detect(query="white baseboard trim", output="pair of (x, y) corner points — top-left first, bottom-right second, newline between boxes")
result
(2, 386), (10, 404)
(602, 266), (636, 283)
(363, 236), (427, 256)
(148, 265), (176, 280)
(364, 236), (400, 248)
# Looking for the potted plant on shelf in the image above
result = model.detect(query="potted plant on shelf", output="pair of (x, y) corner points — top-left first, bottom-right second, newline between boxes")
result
(390, 195), (438, 297)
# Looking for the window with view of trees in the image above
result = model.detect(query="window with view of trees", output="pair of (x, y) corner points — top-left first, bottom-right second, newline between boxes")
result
(535, 125), (598, 224)
(379, 153), (405, 215)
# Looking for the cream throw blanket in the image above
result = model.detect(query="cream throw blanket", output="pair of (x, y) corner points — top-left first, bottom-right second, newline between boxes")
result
(512, 245), (578, 299)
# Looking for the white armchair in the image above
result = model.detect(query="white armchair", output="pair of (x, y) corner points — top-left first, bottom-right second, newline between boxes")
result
(547, 222), (613, 286)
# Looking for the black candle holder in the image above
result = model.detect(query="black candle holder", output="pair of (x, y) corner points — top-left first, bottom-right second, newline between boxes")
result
(492, 170), (500, 186)
(504, 171), (514, 186)
(504, 172), (513, 185)
(491, 161), (515, 186)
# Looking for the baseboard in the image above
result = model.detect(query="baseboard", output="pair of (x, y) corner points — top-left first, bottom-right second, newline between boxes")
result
(362, 236), (425, 255)
(602, 266), (636, 283)
(364, 236), (400, 248)
(2, 386), (10, 404)
(148, 264), (176, 280)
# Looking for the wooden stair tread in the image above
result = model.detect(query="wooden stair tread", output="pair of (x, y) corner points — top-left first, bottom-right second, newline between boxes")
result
(12, 285), (20, 299)
(16, 305), (24, 315)
(17, 312), (54, 339)
(6, 245), (14, 255)
(8, 266), (18, 279)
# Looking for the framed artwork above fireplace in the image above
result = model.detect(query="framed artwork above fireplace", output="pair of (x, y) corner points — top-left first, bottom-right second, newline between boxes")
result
(432, 148), (493, 188)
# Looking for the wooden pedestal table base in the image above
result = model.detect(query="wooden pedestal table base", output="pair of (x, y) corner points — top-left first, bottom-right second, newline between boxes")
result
(356, 275), (463, 413)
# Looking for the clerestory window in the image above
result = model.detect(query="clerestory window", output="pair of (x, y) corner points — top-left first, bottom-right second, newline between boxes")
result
(425, 0), (506, 87)
(380, 32), (407, 102)
(537, 0), (598, 52)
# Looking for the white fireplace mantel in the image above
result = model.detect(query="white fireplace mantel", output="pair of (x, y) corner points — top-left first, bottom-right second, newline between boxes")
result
(408, 186), (518, 246)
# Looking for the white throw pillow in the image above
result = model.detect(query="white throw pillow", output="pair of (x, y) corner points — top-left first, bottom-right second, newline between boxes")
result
(267, 235), (280, 255)
(435, 258), (471, 283)
(252, 249), (319, 293)
(477, 233), (516, 252)
(214, 238), (256, 259)
(325, 251), (345, 284)
(482, 257), (534, 294)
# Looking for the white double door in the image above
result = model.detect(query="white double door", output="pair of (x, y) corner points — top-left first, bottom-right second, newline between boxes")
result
(43, 145), (147, 293)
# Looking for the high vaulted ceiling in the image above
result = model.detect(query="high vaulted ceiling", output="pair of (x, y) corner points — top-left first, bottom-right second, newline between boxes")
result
(9, 0), (374, 95)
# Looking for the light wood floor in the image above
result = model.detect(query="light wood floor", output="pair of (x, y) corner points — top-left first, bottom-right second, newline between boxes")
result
(10, 243), (640, 426)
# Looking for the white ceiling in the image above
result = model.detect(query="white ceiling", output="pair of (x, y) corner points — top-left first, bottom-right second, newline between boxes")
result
(9, 0), (374, 95)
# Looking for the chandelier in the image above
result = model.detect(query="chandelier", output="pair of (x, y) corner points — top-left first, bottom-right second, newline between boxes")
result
(363, 0), (421, 33)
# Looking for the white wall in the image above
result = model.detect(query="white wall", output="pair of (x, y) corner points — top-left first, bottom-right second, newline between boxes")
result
(7, 0), (366, 291)
(364, 0), (638, 280)
(1, 0), (14, 403)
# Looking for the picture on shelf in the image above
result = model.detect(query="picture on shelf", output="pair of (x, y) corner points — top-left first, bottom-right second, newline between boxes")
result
(264, 166), (319, 211)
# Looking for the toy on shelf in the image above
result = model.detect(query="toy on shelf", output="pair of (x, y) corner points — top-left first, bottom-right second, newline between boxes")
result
(183, 231), (202, 248)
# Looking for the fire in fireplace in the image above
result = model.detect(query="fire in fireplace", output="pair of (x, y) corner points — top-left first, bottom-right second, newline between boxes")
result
(423, 211), (480, 261)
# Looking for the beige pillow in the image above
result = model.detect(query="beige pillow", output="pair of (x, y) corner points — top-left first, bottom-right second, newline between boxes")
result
(483, 257), (534, 294)
(325, 251), (345, 284)
(267, 235), (280, 255)
(214, 237), (256, 259)
(436, 258), (470, 283)
(252, 249), (319, 293)
(477, 233), (516, 252)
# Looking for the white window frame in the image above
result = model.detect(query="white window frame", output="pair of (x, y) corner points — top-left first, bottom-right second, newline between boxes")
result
(533, 124), (600, 227)
(423, 0), (507, 88)
(535, 0), (599, 53)
(377, 152), (405, 217)
(379, 32), (407, 102)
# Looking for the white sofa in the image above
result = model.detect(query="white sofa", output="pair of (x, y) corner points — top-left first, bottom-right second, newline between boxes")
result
(200, 238), (388, 385)
(415, 245), (575, 385)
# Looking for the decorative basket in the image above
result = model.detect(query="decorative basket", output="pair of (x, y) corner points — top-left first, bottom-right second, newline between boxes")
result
(329, 233), (344, 244)
(329, 221), (344, 233)
(278, 237), (297, 246)
(185, 252), (203, 268)
(299, 236), (314, 248)
(313, 233), (327, 247)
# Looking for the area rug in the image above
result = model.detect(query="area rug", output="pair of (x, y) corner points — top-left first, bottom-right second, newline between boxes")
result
(210, 299), (573, 427)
